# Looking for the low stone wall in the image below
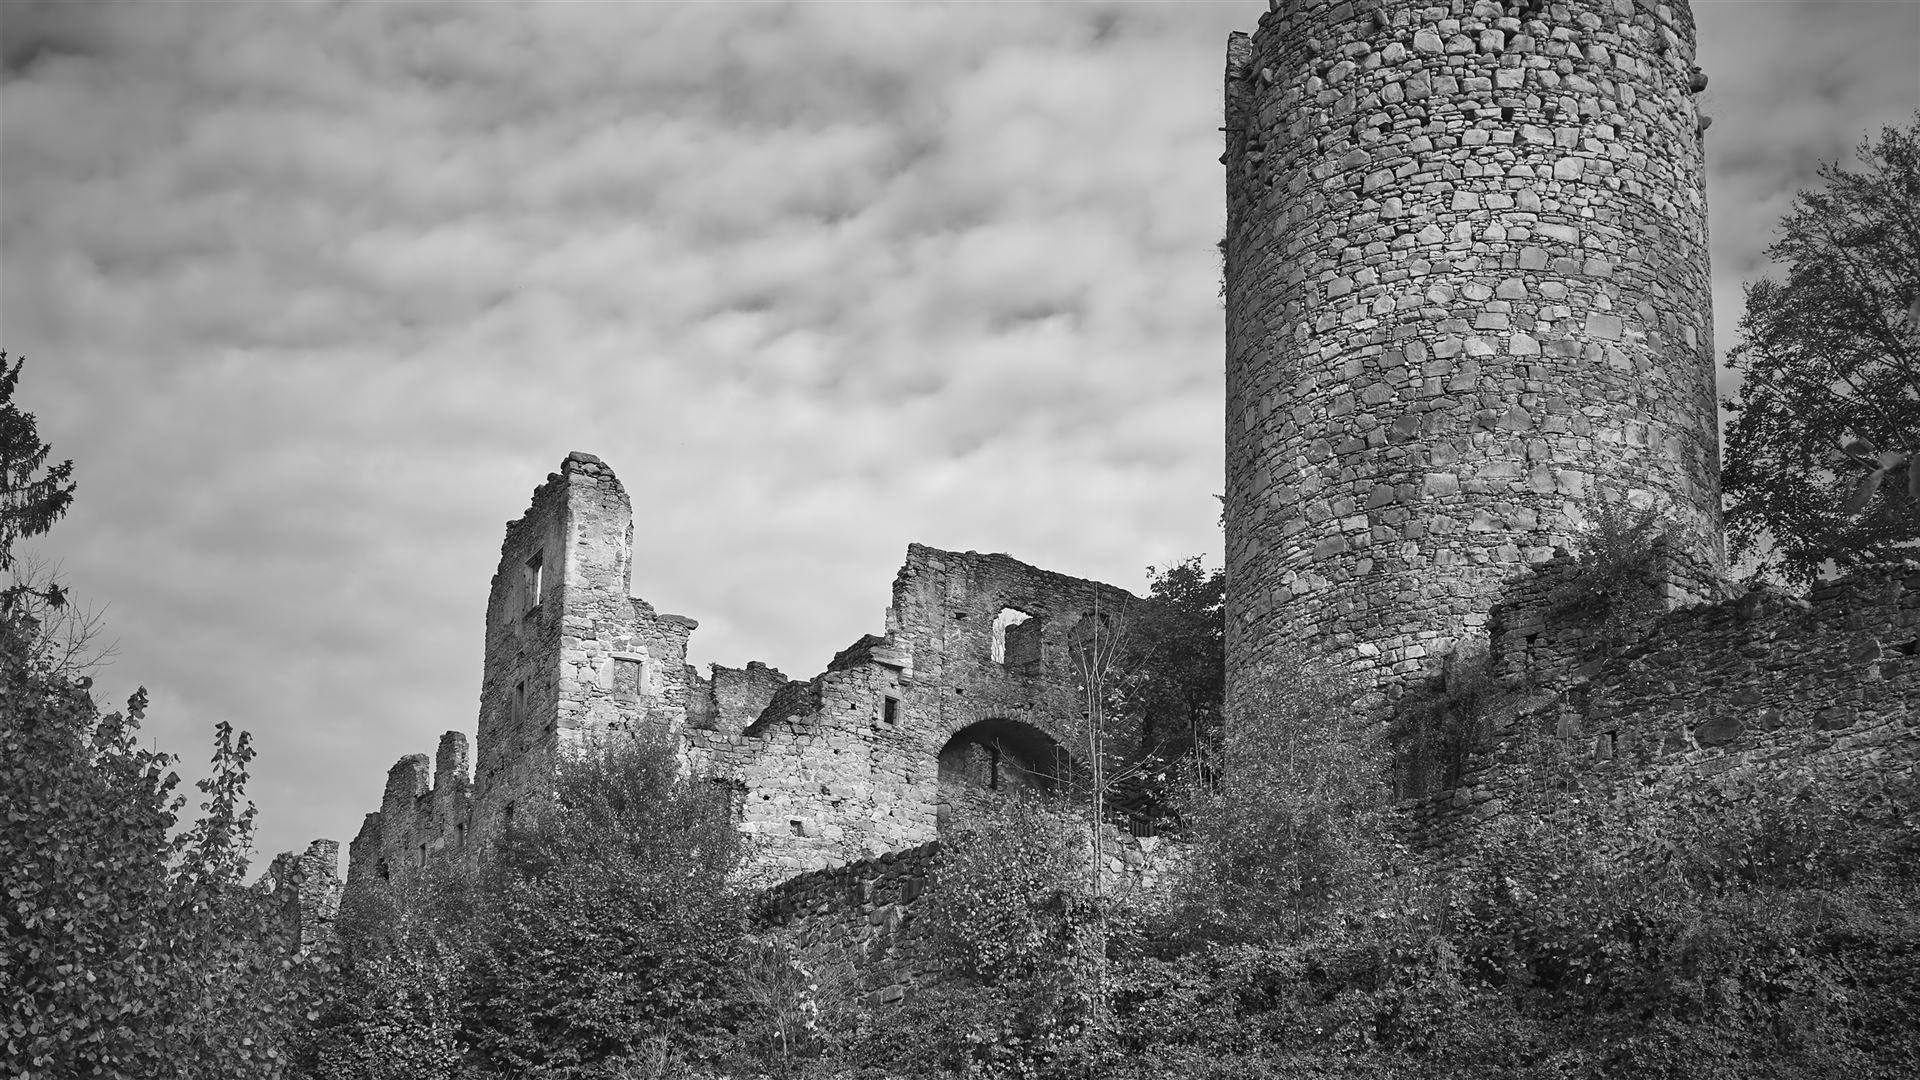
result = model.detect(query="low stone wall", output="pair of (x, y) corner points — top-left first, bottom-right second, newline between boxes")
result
(1409, 563), (1920, 841)
(761, 826), (1187, 1006)
(761, 842), (942, 1007)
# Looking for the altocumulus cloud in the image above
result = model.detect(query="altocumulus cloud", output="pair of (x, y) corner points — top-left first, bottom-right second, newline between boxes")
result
(0, 0), (1911, 861)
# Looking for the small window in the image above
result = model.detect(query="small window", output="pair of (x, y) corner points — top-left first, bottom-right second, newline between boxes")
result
(418, 843), (427, 868)
(512, 680), (527, 725)
(376, 859), (390, 882)
(503, 802), (516, 830)
(522, 550), (544, 615)
(456, 823), (466, 850)
(882, 695), (900, 725)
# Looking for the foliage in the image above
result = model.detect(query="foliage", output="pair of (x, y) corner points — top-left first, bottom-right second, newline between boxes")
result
(1388, 645), (1498, 797)
(1174, 656), (1395, 939)
(1546, 498), (1681, 639)
(1722, 116), (1920, 584)
(1113, 557), (1226, 774)
(849, 796), (1108, 1078)
(927, 796), (1095, 987)
(0, 652), (321, 1078)
(297, 869), (478, 1080)
(1, 357), (317, 1080)
(304, 727), (753, 1079)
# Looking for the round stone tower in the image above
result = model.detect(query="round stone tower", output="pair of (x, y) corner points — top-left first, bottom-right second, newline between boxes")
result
(1222, 0), (1724, 702)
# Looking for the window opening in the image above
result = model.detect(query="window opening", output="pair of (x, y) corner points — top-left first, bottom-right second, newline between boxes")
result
(991, 608), (1033, 665)
(882, 695), (900, 725)
(512, 679), (527, 726)
(522, 550), (544, 615)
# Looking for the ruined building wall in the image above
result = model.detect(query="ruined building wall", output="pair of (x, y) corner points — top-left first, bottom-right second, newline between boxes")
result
(348, 453), (699, 900)
(343, 455), (1143, 901)
(710, 545), (1143, 884)
(1223, 0), (1724, 706)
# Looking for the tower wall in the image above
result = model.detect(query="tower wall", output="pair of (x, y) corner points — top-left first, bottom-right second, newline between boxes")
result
(1223, 0), (1724, 702)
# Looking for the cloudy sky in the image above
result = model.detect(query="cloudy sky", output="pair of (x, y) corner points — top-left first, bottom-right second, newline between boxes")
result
(2, 0), (1915, 865)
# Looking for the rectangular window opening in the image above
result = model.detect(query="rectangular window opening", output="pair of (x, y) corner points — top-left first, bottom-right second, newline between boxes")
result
(882, 695), (900, 725)
(512, 679), (528, 726)
(522, 550), (545, 615)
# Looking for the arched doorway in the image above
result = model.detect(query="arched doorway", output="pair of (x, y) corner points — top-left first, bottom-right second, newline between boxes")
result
(936, 718), (1069, 830)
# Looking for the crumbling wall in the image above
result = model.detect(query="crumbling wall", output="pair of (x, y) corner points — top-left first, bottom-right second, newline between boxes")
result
(347, 731), (473, 891)
(341, 455), (1144, 904)
(1406, 563), (1920, 841)
(470, 451), (699, 843)
(1223, 0), (1725, 706)
(763, 842), (942, 1008)
(256, 839), (343, 952)
(722, 545), (1144, 882)
(764, 829), (1186, 1007)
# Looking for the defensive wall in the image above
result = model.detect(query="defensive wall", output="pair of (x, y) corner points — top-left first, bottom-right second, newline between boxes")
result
(1401, 558), (1920, 841)
(1223, 0), (1724, 707)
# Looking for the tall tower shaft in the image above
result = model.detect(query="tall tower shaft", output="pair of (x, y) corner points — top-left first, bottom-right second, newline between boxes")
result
(1223, 0), (1724, 700)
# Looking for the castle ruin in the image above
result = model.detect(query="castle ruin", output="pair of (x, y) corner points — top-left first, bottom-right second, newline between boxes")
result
(297, 1), (1918, 1003)
(346, 452), (1147, 893)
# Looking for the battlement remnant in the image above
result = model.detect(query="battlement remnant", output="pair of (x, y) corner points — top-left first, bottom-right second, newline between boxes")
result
(1223, 0), (1726, 704)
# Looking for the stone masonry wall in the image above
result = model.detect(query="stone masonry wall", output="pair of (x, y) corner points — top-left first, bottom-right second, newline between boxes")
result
(705, 545), (1145, 884)
(764, 828), (1187, 1007)
(1407, 562), (1920, 841)
(347, 730), (472, 890)
(255, 839), (344, 952)
(1223, 0), (1725, 709)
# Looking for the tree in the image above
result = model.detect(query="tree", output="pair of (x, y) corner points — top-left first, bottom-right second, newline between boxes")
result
(448, 729), (749, 1077)
(1178, 657), (1393, 938)
(1722, 117), (1920, 584)
(1115, 558), (1225, 775)
(0, 355), (315, 1079)
(1092, 558), (1224, 836)
(0, 352), (75, 577)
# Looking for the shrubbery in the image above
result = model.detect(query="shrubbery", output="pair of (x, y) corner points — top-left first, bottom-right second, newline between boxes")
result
(302, 727), (753, 1079)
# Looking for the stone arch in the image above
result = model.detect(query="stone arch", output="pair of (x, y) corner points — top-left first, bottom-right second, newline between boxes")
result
(935, 717), (1071, 831)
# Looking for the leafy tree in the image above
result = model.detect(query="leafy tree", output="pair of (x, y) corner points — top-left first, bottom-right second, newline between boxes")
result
(0, 639), (319, 1077)
(1722, 117), (1920, 583)
(1115, 558), (1225, 773)
(461, 730), (751, 1078)
(0, 354), (314, 1079)
(308, 728), (753, 1079)
(1176, 657), (1393, 939)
